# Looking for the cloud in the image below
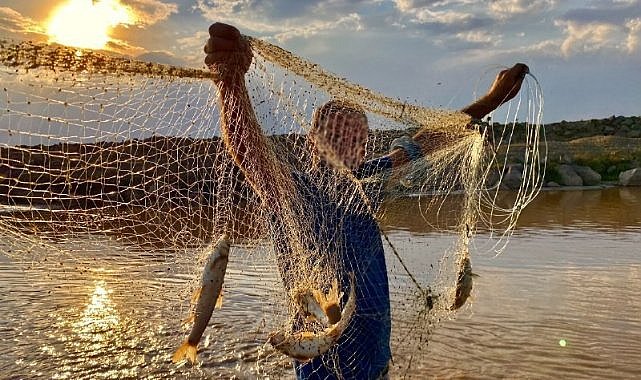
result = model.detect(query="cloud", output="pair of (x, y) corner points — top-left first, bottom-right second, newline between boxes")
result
(123, 0), (179, 26)
(274, 13), (364, 41)
(0, 7), (47, 41)
(136, 50), (188, 66)
(173, 31), (210, 67)
(455, 30), (497, 46)
(193, 0), (640, 58)
(395, 0), (446, 12)
(406, 10), (494, 44)
(105, 38), (147, 56)
(488, 0), (555, 19)
(557, 0), (641, 55)
(556, 21), (626, 57)
(414, 8), (472, 24)
(556, 20), (622, 57)
(392, 0), (495, 39)
(554, 1), (641, 57)
(394, 0), (477, 12)
(625, 17), (641, 53)
(561, 0), (641, 24)
(195, 0), (370, 41)
(194, 0), (491, 49)
(195, 0), (371, 22)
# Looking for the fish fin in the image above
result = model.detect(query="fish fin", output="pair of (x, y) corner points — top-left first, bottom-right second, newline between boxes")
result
(172, 341), (198, 364)
(190, 287), (203, 305)
(470, 272), (480, 278)
(329, 278), (339, 303)
(181, 314), (195, 326)
(215, 289), (223, 309)
(312, 289), (326, 306)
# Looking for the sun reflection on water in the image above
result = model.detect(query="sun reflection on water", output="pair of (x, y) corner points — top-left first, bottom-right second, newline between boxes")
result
(73, 280), (119, 340)
(55, 279), (153, 379)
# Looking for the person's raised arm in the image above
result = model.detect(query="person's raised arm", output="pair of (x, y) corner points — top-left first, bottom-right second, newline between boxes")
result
(205, 23), (293, 210)
(386, 63), (529, 168)
(459, 63), (529, 120)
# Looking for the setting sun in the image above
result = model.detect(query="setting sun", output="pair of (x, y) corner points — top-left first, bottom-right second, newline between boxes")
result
(47, 0), (133, 50)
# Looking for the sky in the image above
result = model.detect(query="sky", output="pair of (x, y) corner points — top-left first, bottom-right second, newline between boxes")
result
(0, 0), (639, 123)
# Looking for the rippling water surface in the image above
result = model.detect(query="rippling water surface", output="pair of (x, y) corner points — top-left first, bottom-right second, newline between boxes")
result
(1, 187), (640, 379)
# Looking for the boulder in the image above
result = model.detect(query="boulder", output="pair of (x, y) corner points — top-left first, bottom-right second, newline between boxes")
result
(556, 164), (583, 186)
(502, 164), (523, 190)
(484, 169), (501, 188)
(619, 168), (641, 186)
(572, 165), (601, 186)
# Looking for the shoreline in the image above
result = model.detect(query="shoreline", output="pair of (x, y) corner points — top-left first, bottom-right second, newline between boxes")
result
(1, 114), (640, 209)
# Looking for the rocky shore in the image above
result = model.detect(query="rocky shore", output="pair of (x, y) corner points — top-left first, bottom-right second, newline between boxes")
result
(370, 115), (641, 190)
(495, 115), (641, 189)
(1, 115), (640, 209)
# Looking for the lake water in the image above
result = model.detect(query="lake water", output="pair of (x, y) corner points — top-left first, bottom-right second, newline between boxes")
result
(1, 187), (640, 379)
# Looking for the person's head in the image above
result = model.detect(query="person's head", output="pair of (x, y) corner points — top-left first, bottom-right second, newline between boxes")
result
(309, 99), (369, 171)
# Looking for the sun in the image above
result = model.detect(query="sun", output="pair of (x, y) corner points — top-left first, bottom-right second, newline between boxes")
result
(47, 0), (133, 50)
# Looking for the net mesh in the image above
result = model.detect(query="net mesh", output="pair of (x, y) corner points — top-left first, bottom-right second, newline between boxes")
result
(0, 37), (544, 378)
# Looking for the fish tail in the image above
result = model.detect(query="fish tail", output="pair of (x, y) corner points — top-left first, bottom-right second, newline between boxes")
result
(172, 340), (198, 364)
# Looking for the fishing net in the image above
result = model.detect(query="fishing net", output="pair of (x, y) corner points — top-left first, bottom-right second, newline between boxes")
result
(0, 36), (544, 379)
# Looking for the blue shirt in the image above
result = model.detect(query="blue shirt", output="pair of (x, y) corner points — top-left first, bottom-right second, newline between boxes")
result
(272, 157), (394, 379)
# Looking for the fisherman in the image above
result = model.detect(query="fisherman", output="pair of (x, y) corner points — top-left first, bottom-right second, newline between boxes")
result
(204, 22), (527, 379)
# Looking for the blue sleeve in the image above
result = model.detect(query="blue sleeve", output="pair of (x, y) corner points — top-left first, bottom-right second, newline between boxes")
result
(354, 156), (393, 180)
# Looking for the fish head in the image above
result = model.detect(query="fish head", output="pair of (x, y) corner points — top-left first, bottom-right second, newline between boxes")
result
(217, 234), (231, 257)
(268, 331), (287, 347)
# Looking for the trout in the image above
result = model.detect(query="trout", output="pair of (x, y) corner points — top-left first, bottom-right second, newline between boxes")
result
(172, 234), (230, 364)
(293, 278), (343, 326)
(451, 255), (478, 310)
(269, 273), (356, 361)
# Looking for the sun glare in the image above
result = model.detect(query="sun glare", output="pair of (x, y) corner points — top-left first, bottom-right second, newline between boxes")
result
(74, 280), (120, 338)
(47, 0), (133, 50)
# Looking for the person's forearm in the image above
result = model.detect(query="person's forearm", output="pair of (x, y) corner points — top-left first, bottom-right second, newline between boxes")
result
(216, 77), (259, 168)
(403, 67), (523, 160)
(409, 95), (494, 156)
(215, 76), (292, 209)
(371, 64), (528, 171)
(462, 63), (528, 120)
(460, 95), (499, 120)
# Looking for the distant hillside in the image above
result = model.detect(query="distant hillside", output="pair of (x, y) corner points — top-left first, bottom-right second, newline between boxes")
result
(1, 115), (640, 210)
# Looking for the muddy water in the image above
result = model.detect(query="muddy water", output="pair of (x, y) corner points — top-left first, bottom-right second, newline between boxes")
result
(1, 187), (640, 379)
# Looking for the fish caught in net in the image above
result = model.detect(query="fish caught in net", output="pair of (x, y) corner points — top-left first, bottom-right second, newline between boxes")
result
(0, 29), (544, 379)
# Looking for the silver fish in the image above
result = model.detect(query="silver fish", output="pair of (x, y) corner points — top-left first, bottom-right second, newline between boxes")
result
(172, 234), (230, 364)
(269, 273), (355, 361)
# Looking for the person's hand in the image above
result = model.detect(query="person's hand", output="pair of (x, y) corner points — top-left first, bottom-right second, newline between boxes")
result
(204, 22), (252, 80)
(461, 63), (529, 119)
(485, 63), (529, 107)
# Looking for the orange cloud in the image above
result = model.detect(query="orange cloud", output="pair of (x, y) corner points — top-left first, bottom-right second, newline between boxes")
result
(0, 7), (47, 41)
(123, 0), (178, 26)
